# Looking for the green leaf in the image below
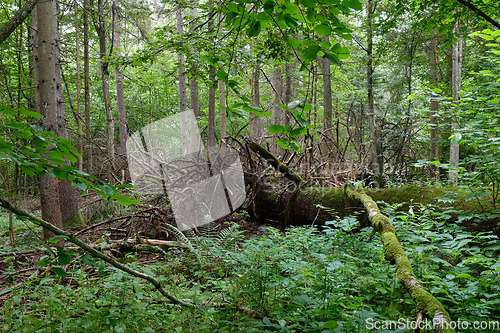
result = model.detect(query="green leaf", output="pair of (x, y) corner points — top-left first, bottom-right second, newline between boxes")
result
(277, 138), (289, 149)
(287, 38), (302, 48)
(430, 88), (442, 94)
(324, 52), (341, 66)
(1, 107), (15, 116)
(290, 127), (307, 136)
(246, 21), (262, 37)
(284, 15), (298, 28)
(256, 12), (272, 21)
(82, 255), (96, 267)
(268, 125), (284, 134)
(216, 69), (228, 82)
(314, 24), (332, 36)
(343, 0), (363, 10)
(263, 0), (275, 11)
(98, 183), (115, 196)
(73, 180), (88, 191)
(52, 266), (68, 278)
(302, 45), (321, 61)
(53, 167), (68, 180)
(109, 194), (140, 206)
(18, 108), (43, 119)
(58, 253), (71, 266)
(282, 2), (299, 14)
(225, 11), (238, 24)
(300, 0), (316, 7)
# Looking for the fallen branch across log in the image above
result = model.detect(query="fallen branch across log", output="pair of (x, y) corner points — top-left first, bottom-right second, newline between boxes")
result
(247, 140), (303, 183)
(344, 184), (455, 333)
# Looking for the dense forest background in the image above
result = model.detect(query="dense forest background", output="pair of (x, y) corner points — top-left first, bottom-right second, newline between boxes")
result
(0, 0), (499, 332)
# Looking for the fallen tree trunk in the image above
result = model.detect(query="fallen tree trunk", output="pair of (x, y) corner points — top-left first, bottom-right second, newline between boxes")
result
(251, 183), (498, 235)
(345, 184), (455, 333)
(247, 141), (493, 230)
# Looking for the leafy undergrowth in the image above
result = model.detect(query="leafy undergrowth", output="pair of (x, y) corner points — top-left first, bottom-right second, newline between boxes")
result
(0, 204), (499, 333)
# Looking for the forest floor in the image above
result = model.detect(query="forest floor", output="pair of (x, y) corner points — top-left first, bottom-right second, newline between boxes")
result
(1, 192), (499, 332)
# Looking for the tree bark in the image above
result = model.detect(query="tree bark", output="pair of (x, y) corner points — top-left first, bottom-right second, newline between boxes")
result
(74, 0), (83, 171)
(321, 35), (333, 162)
(249, 62), (262, 138)
(53, 1), (85, 229)
(33, 0), (63, 240)
(449, 19), (462, 186)
(96, 0), (115, 183)
(0, 0), (40, 45)
(84, 0), (93, 174)
(429, 33), (440, 180)
(114, 3), (127, 155)
(366, 0), (383, 188)
(176, 7), (187, 115)
(219, 80), (226, 140)
(272, 66), (285, 156)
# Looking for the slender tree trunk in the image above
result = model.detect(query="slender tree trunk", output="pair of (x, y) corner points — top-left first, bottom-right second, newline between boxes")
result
(321, 36), (333, 162)
(53, 0), (84, 228)
(449, 19), (463, 186)
(96, 0), (115, 183)
(114, 3), (127, 155)
(33, 0), (63, 240)
(249, 62), (262, 138)
(219, 80), (226, 140)
(190, 76), (199, 117)
(366, 0), (383, 188)
(284, 59), (292, 125)
(188, 5), (199, 117)
(208, 66), (216, 147)
(272, 66), (284, 156)
(176, 8), (187, 115)
(84, 0), (92, 174)
(74, 0), (83, 171)
(429, 33), (440, 180)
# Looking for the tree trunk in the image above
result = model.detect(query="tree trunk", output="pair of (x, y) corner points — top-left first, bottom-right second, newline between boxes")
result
(219, 80), (226, 140)
(96, 0), (115, 183)
(0, 0), (40, 45)
(114, 3), (127, 155)
(449, 19), (462, 186)
(176, 7), (187, 115)
(190, 76), (199, 117)
(429, 33), (440, 180)
(283, 59), (292, 125)
(53, 1), (85, 228)
(84, 0), (93, 174)
(33, 0), (63, 240)
(249, 62), (262, 138)
(272, 66), (284, 156)
(321, 35), (333, 163)
(74, 0), (83, 171)
(366, 0), (383, 188)
(208, 65), (216, 147)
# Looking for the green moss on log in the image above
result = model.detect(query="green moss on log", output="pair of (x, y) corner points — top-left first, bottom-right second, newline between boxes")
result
(63, 211), (86, 228)
(345, 186), (455, 333)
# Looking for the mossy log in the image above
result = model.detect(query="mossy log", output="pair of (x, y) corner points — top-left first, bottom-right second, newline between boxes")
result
(251, 184), (496, 234)
(344, 185), (455, 333)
